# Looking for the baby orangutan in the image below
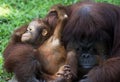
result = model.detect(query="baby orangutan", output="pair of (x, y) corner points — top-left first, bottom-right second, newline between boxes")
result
(21, 19), (50, 47)
(20, 5), (77, 82)
(4, 5), (77, 82)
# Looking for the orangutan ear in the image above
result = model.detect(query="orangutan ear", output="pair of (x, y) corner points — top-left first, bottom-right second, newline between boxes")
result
(42, 29), (48, 36)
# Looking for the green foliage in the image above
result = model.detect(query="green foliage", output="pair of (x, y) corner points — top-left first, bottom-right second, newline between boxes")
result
(96, 0), (120, 5)
(0, 0), (119, 82)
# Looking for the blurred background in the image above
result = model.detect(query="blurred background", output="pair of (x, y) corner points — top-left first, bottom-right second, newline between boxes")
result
(0, 0), (120, 82)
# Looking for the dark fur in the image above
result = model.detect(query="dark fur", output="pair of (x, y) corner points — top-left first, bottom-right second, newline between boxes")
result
(63, 2), (120, 82)
(3, 25), (45, 82)
(3, 25), (28, 59)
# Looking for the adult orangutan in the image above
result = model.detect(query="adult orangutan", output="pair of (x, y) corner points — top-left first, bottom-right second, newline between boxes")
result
(62, 2), (120, 82)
